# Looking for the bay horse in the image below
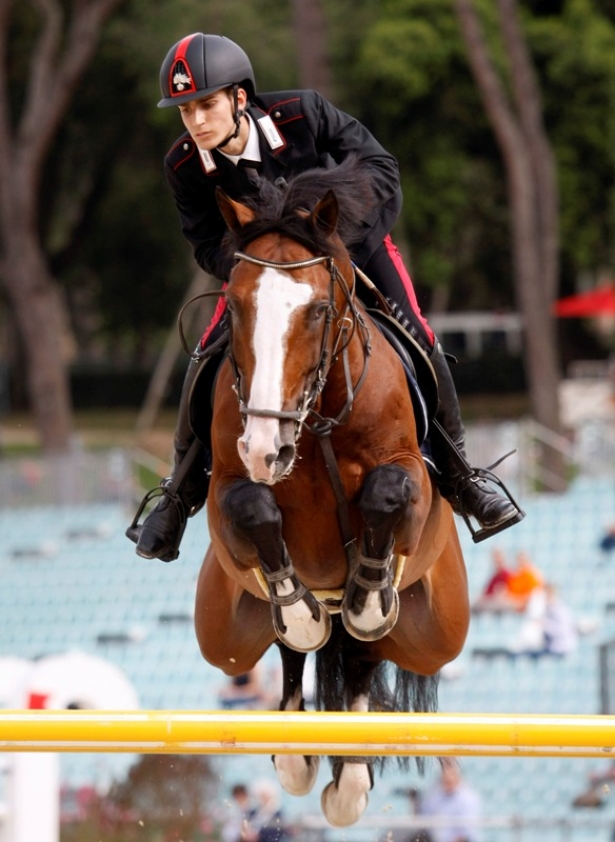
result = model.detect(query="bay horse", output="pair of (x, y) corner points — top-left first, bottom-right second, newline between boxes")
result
(193, 160), (470, 827)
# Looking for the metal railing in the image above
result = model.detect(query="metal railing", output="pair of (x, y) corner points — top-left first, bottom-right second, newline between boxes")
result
(0, 417), (612, 508)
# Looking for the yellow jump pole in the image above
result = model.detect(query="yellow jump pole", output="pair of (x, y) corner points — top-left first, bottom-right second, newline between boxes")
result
(0, 711), (614, 758)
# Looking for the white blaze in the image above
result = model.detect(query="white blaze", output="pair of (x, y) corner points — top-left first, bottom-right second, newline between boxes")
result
(238, 267), (313, 482)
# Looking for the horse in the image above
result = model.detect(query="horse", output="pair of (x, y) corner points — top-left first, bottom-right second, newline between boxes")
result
(193, 159), (470, 827)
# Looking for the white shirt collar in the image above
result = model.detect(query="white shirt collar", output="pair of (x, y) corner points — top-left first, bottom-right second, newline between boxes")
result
(217, 114), (261, 166)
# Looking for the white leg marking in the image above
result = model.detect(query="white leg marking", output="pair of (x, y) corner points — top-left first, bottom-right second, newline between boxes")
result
(274, 580), (331, 652)
(321, 764), (371, 827)
(275, 753), (321, 796)
(274, 688), (320, 796)
(321, 694), (371, 826)
(347, 590), (387, 632)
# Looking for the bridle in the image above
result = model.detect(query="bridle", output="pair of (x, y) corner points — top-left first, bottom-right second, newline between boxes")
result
(230, 250), (372, 438)
(176, 248), (373, 569)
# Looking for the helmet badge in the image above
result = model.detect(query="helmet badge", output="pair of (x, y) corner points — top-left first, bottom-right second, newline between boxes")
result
(170, 59), (195, 96)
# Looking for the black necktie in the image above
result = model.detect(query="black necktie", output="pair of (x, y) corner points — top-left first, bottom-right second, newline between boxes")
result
(237, 158), (262, 183)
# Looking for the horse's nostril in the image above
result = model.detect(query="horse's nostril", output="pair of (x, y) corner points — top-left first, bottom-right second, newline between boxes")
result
(265, 452), (278, 468)
(277, 444), (296, 470)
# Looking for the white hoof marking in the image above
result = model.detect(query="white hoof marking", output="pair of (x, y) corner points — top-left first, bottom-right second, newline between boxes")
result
(274, 754), (320, 796)
(321, 763), (371, 827)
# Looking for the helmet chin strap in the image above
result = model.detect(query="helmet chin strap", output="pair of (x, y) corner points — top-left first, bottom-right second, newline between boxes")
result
(217, 84), (245, 150)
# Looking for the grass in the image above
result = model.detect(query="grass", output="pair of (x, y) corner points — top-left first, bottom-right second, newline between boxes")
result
(0, 409), (176, 459)
(0, 393), (531, 458)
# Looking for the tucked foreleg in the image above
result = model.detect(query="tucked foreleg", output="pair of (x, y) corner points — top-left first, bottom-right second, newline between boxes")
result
(224, 480), (331, 652)
(342, 465), (412, 641)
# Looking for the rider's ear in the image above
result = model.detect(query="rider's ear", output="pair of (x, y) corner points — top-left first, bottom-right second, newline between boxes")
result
(311, 190), (339, 238)
(216, 187), (255, 230)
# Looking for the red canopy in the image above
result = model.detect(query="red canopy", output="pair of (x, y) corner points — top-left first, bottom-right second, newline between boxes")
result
(554, 284), (615, 317)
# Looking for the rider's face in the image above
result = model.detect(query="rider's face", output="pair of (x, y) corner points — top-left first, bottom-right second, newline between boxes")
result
(178, 87), (247, 151)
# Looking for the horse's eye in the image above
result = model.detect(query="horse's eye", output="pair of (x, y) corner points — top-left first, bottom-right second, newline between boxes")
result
(310, 302), (329, 322)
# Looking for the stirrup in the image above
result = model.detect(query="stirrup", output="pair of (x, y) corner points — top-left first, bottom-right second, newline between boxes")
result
(431, 419), (525, 543)
(455, 467), (525, 544)
(125, 483), (188, 562)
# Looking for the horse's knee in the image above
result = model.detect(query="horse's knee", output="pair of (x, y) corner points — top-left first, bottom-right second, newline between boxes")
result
(223, 480), (281, 539)
(359, 465), (413, 529)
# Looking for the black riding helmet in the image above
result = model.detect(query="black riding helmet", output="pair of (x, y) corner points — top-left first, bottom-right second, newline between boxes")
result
(158, 33), (256, 108)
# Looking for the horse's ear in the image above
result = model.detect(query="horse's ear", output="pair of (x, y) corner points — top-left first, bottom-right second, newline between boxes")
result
(216, 187), (256, 231)
(311, 190), (339, 238)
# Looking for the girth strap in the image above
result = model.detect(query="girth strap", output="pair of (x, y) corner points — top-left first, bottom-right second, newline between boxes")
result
(317, 433), (358, 569)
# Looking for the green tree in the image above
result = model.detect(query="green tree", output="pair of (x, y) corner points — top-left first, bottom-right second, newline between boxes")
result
(105, 754), (218, 841)
(0, 0), (127, 450)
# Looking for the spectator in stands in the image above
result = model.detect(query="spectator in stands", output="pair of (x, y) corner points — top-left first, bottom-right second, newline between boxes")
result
(218, 666), (271, 710)
(504, 551), (544, 611)
(508, 582), (577, 658)
(599, 524), (615, 554)
(221, 783), (253, 842)
(416, 757), (482, 842)
(541, 583), (578, 655)
(242, 778), (291, 842)
(472, 548), (514, 613)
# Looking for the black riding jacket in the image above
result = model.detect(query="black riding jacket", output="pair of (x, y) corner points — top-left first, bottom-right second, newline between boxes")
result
(163, 89), (403, 281)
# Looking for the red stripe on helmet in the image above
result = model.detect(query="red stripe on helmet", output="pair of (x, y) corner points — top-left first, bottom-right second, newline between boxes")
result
(174, 33), (197, 60)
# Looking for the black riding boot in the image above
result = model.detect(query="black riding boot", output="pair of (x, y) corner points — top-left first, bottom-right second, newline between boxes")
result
(126, 358), (209, 562)
(429, 341), (525, 542)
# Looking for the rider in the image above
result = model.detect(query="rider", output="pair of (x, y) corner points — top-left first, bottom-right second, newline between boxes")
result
(127, 32), (524, 561)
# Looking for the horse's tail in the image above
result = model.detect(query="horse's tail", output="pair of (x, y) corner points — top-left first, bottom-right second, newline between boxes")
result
(314, 616), (439, 773)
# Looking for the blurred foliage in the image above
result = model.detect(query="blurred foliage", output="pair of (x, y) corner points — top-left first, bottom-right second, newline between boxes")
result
(5, 0), (615, 366)
(61, 755), (221, 841)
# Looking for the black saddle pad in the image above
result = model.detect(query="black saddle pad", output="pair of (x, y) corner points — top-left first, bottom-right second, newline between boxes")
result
(367, 309), (439, 446)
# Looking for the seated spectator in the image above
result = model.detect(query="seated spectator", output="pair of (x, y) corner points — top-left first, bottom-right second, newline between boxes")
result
(504, 551), (544, 611)
(218, 667), (269, 710)
(416, 757), (482, 842)
(508, 582), (577, 658)
(473, 548), (514, 613)
(599, 524), (615, 554)
(542, 583), (578, 655)
(221, 783), (253, 842)
(243, 778), (291, 842)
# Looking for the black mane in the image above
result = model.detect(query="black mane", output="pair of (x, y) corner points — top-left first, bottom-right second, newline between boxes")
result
(222, 156), (376, 259)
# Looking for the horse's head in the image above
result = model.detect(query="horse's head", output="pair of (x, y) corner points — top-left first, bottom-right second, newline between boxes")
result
(217, 185), (351, 484)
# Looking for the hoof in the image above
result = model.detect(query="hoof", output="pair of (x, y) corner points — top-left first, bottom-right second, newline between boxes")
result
(341, 587), (399, 642)
(274, 754), (320, 795)
(321, 764), (370, 827)
(273, 599), (332, 653)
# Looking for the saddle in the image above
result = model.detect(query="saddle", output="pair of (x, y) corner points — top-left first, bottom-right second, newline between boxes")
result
(366, 309), (438, 447)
